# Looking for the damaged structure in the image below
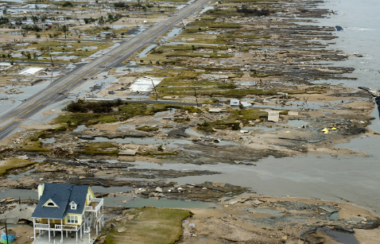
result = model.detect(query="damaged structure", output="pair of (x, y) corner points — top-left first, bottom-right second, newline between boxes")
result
(31, 183), (104, 244)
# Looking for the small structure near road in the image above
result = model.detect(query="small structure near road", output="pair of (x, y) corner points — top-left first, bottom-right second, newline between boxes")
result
(230, 99), (240, 107)
(31, 183), (104, 244)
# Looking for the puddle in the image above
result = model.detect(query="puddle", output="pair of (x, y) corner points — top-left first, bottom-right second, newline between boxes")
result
(185, 128), (203, 138)
(247, 208), (283, 215)
(166, 27), (183, 38)
(73, 125), (89, 132)
(89, 136), (194, 148)
(243, 125), (278, 132)
(136, 44), (157, 58)
(317, 227), (359, 244)
(6, 31), (21, 35)
(329, 212), (339, 221)
(117, 124), (136, 131)
(8, 167), (37, 181)
(286, 119), (309, 128)
(0, 81), (51, 118)
(39, 137), (55, 144)
(85, 136), (237, 148)
(0, 189), (37, 200)
(124, 198), (215, 208)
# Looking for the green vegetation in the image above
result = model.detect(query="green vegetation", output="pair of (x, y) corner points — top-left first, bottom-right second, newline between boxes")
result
(79, 142), (119, 156)
(197, 108), (287, 133)
(137, 126), (159, 132)
(55, 100), (201, 127)
(103, 208), (192, 244)
(156, 75), (304, 98)
(187, 20), (241, 28)
(62, 1), (73, 7)
(0, 158), (36, 176)
(166, 52), (232, 58)
(16, 141), (50, 152)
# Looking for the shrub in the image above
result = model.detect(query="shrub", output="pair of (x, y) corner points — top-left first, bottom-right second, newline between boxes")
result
(62, 1), (73, 7)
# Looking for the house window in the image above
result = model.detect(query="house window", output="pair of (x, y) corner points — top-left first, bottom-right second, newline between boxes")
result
(67, 215), (78, 224)
(45, 200), (57, 207)
(70, 201), (77, 210)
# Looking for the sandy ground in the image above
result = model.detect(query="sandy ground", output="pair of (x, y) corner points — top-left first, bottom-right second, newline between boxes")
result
(0, 34), (25, 43)
(180, 195), (380, 244)
(354, 228), (380, 244)
(4, 226), (34, 244)
(97, 76), (136, 97)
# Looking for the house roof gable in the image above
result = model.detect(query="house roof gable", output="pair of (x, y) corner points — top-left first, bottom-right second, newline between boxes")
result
(32, 183), (89, 219)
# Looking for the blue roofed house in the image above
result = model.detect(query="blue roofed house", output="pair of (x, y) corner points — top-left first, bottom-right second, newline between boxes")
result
(32, 183), (104, 243)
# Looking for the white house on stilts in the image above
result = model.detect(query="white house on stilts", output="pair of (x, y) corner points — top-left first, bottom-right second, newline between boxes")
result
(31, 183), (104, 244)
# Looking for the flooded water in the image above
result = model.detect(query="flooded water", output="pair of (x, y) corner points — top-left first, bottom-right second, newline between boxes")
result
(286, 119), (309, 128)
(0, 81), (51, 117)
(0, 186), (214, 209)
(166, 27), (183, 38)
(136, 44), (157, 58)
(318, 227), (359, 244)
(314, 0), (380, 89)
(87, 136), (237, 148)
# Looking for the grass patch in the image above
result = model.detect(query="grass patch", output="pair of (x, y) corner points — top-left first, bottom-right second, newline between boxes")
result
(137, 151), (178, 157)
(17, 141), (50, 152)
(103, 208), (192, 244)
(136, 126), (159, 132)
(197, 108), (287, 133)
(0, 158), (36, 176)
(55, 101), (201, 127)
(79, 142), (119, 156)
(187, 20), (241, 28)
(28, 41), (113, 63)
(166, 52), (232, 58)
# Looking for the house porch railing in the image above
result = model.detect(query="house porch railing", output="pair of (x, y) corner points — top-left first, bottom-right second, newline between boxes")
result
(34, 223), (50, 230)
(84, 198), (103, 213)
(54, 224), (78, 231)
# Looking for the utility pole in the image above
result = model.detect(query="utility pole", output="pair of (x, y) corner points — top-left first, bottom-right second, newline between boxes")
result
(49, 47), (54, 67)
(193, 88), (199, 107)
(145, 76), (158, 101)
(5, 219), (8, 244)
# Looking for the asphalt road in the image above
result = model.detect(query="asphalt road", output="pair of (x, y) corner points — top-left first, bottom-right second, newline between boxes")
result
(0, 0), (211, 141)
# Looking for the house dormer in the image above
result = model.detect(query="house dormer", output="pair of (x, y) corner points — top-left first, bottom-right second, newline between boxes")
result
(44, 199), (58, 208)
(70, 201), (77, 210)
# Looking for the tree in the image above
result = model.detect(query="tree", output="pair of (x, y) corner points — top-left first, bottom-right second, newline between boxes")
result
(62, 1), (73, 7)
(27, 53), (31, 59)
(31, 15), (38, 25)
(33, 52), (38, 59)
(61, 25), (69, 40)
(114, 2), (126, 8)
(98, 16), (105, 25)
